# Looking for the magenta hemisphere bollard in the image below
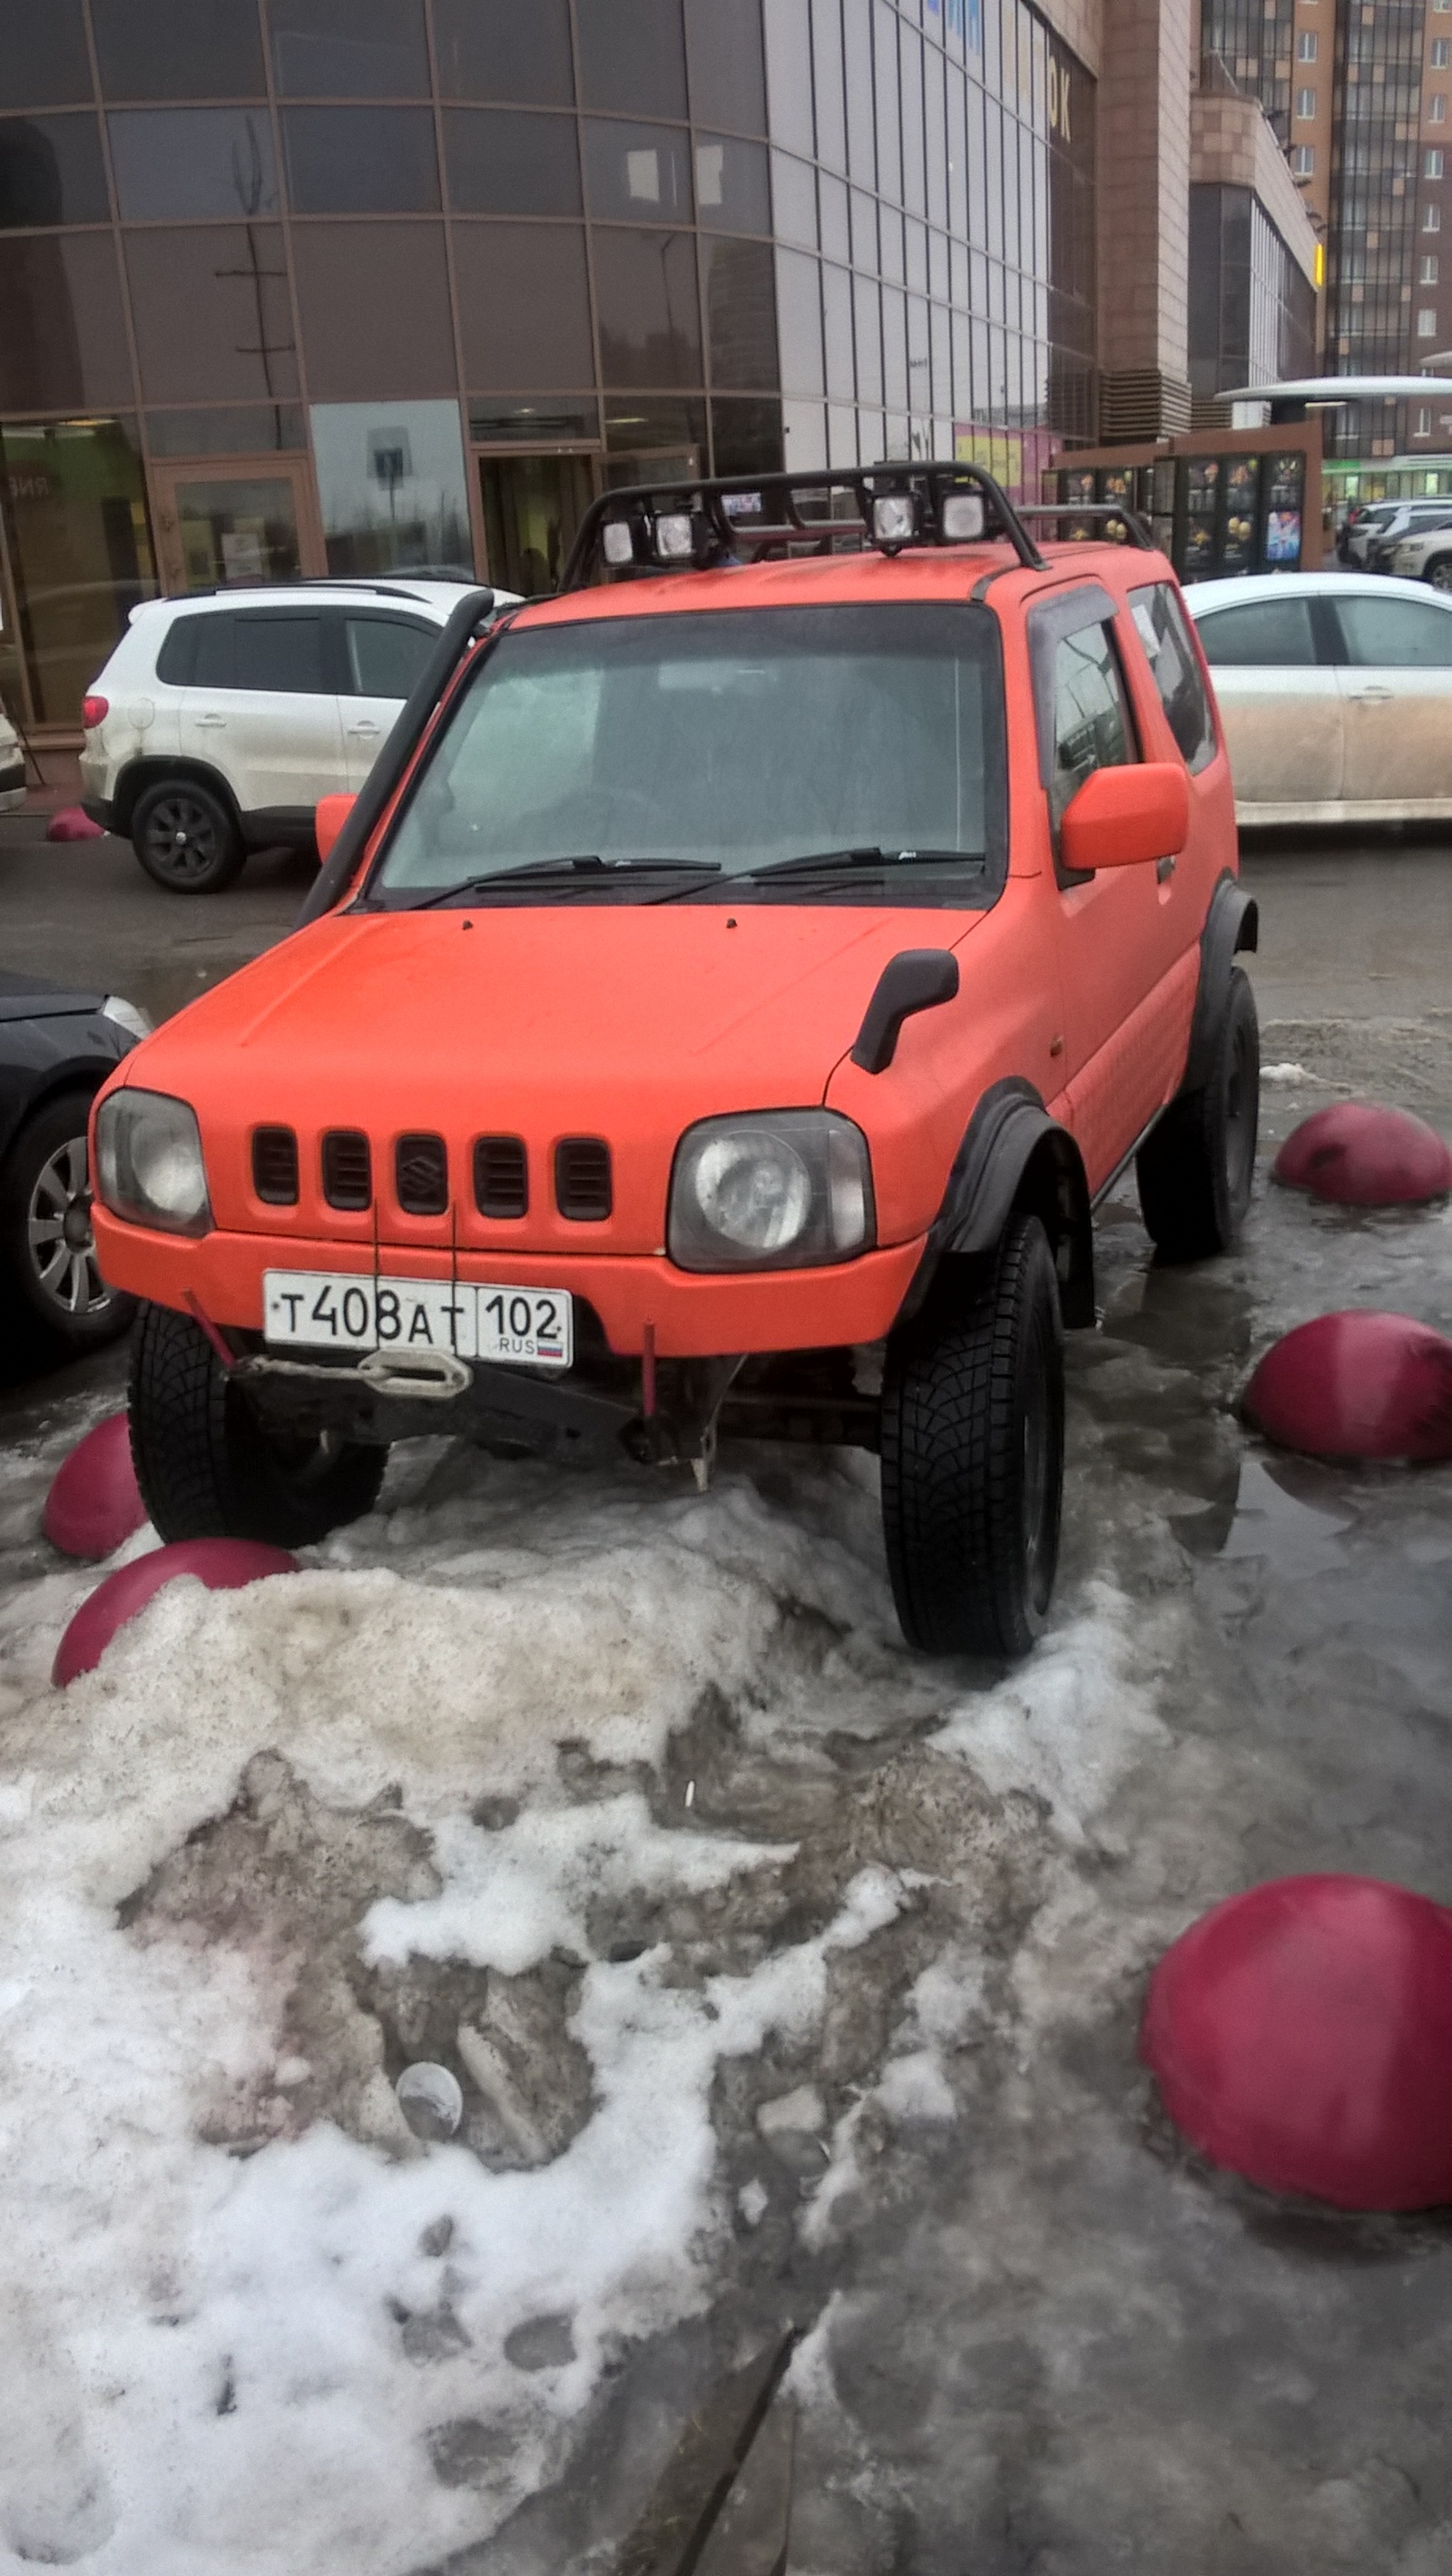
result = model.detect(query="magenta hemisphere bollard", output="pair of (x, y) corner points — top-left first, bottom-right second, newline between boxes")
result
(1242, 1311), (1452, 1463)
(1273, 1103), (1452, 1207)
(43, 1414), (148, 1562)
(53, 1539), (298, 1686)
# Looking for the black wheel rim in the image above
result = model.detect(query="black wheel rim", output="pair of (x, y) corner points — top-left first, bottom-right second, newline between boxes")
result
(142, 792), (221, 883)
(1433, 564), (1452, 592)
(26, 1134), (114, 1322)
(1224, 1018), (1256, 1212)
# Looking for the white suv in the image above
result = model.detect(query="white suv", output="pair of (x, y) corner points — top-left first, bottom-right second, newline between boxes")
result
(79, 579), (518, 894)
(1389, 520), (1452, 590)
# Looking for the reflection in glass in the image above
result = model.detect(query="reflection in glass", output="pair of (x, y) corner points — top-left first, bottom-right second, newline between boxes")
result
(685, 0), (767, 133)
(479, 453), (591, 593)
(282, 106), (438, 212)
(711, 395), (784, 475)
(0, 115), (108, 227)
(469, 399), (598, 444)
(124, 226), (298, 404)
(292, 224), (456, 399)
(109, 108), (277, 221)
(603, 392), (706, 462)
(0, 233), (132, 411)
(584, 121), (692, 224)
(593, 229), (701, 387)
(453, 224), (593, 389)
(0, 418), (158, 725)
(91, 0), (266, 102)
(575, 0), (688, 122)
(269, 0), (429, 98)
(435, 0), (574, 104)
(171, 477), (304, 589)
(695, 134), (770, 233)
(310, 398), (472, 576)
(0, 0), (92, 111)
(146, 405), (308, 455)
(703, 237), (779, 390)
(444, 110), (581, 216)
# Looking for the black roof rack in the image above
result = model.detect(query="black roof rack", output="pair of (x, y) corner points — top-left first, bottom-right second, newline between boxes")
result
(558, 462), (1050, 590)
(1015, 501), (1156, 548)
(176, 576), (472, 605)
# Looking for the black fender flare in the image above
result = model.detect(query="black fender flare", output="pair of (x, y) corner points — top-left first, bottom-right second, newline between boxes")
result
(1182, 872), (1259, 1094)
(110, 757), (243, 839)
(898, 1077), (1095, 1332)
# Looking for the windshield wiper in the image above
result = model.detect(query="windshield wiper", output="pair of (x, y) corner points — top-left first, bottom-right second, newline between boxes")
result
(404, 856), (721, 909)
(741, 846), (986, 883)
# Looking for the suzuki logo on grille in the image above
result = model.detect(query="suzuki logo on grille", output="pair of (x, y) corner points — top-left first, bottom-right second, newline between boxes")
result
(396, 1133), (448, 1214)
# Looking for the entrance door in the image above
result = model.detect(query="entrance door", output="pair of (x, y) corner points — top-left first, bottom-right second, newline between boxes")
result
(477, 455), (594, 596)
(152, 460), (322, 594)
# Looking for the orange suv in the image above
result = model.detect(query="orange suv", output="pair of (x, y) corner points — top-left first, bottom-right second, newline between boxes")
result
(92, 467), (1258, 1660)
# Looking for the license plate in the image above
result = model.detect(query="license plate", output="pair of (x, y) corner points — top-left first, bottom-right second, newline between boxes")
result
(262, 1271), (573, 1369)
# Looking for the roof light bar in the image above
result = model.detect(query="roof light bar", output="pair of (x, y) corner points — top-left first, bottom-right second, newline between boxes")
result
(871, 491), (917, 550)
(653, 510), (695, 562)
(602, 520), (635, 567)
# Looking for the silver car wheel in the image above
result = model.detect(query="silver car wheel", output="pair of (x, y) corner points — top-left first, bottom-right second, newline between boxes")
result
(26, 1135), (113, 1320)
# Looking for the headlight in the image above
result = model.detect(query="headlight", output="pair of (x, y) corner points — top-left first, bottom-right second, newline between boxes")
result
(100, 995), (153, 1042)
(95, 1088), (211, 1235)
(668, 1111), (874, 1272)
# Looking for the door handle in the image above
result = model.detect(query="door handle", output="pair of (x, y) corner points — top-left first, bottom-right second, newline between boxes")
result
(194, 712), (227, 727)
(347, 721), (382, 738)
(1349, 685), (1392, 701)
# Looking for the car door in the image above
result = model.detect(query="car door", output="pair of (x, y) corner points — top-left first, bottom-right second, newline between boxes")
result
(1028, 585), (1173, 1194)
(177, 606), (346, 822)
(338, 610), (441, 788)
(1329, 587), (1452, 807)
(1192, 591), (1341, 815)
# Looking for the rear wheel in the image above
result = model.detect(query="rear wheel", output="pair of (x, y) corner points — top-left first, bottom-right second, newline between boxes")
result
(130, 1302), (387, 1547)
(0, 1089), (134, 1353)
(131, 778), (245, 894)
(1136, 966), (1260, 1261)
(1426, 556), (1452, 594)
(880, 1214), (1064, 1659)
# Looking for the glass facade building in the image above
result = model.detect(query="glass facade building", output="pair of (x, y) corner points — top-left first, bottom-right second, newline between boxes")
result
(0, 0), (1095, 730)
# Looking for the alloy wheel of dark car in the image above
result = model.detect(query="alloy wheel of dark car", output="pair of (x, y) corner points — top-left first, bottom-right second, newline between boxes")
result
(1428, 557), (1452, 593)
(132, 779), (245, 894)
(0, 1090), (134, 1352)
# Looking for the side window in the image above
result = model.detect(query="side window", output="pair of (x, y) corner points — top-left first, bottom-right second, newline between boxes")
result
(191, 615), (234, 688)
(1194, 597), (1318, 666)
(1334, 594), (1452, 668)
(345, 614), (437, 700)
(155, 615), (201, 687)
(1129, 581), (1217, 773)
(230, 610), (329, 694)
(1049, 621), (1134, 830)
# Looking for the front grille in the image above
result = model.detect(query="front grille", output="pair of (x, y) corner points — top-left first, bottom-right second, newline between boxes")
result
(554, 1136), (613, 1221)
(321, 1128), (372, 1210)
(396, 1132), (448, 1214)
(251, 1125), (298, 1204)
(473, 1135), (528, 1218)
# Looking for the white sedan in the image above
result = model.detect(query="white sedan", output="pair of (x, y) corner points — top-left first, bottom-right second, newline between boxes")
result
(1185, 571), (1452, 824)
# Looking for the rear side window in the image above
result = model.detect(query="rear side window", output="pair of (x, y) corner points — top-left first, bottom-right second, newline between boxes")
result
(155, 613), (209, 686)
(1333, 594), (1452, 667)
(231, 610), (329, 693)
(1129, 581), (1217, 772)
(1195, 596), (1317, 666)
(344, 613), (436, 700)
(1048, 621), (1134, 828)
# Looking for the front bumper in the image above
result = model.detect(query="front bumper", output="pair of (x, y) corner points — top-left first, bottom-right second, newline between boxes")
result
(91, 1214), (927, 1359)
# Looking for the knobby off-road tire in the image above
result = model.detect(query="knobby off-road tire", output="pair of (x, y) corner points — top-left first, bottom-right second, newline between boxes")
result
(132, 777), (246, 895)
(1135, 965), (1260, 1263)
(130, 1302), (386, 1548)
(881, 1213), (1065, 1660)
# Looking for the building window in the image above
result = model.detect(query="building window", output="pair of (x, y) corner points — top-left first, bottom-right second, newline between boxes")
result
(1426, 203), (1443, 230)
(1435, 38), (1452, 65)
(1292, 144), (1316, 174)
(1416, 406), (1434, 434)
(1422, 253), (1440, 281)
(1296, 86), (1317, 118)
(1432, 94), (1449, 123)
(1418, 306), (1438, 335)
(1427, 149), (1445, 176)
(1437, 1), (1452, 15)
(1297, 29), (1318, 60)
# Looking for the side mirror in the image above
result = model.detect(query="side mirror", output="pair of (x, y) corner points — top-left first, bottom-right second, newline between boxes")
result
(314, 792), (357, 865)
(1059, 762), (1190, 873)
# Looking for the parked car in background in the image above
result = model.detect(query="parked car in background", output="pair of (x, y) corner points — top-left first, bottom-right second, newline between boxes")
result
(78, 578), (519, 895)
(1186, 571), (1452, 822)
(1343, 502), (1405, 567)
(0, 972), (149, 1354)
(1389, 518), (1452, 589)
(0, 703), (25, 812)
(1363, 501), (1452, 575)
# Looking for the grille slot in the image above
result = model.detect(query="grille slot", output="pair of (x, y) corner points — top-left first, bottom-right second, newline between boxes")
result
(251, 1125), (298, 1204)
(554, 1136), (613, 1222)
(321, 1128), (372, 1210)
(396, 1132), (449, 1214)
(473, 1135), (528, 1218)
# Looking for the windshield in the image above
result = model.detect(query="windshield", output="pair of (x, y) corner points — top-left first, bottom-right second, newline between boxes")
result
(368, 602), (1007, 906)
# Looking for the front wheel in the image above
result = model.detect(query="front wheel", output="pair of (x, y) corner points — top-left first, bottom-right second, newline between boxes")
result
(1136, 966), (1260, 1262)
(880, 1214), (1064, 1660)
(132, 778), (245, 894)
(130, 1302), (387, 1547)
(0, 1088), (134, 1353)
(1426, 556), (1452, 594)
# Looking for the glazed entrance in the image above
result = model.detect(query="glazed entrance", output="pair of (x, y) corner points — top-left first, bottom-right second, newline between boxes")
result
(478, 455), (593, 599)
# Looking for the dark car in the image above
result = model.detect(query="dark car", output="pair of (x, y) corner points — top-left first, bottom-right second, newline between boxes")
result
(0, 971), (148, 1354)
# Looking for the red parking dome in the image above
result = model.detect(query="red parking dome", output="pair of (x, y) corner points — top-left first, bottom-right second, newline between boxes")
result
(1142, 1874), (1452, 2210)
(53, 1539), (298, 1686)
(42, 1413), (148, 1561)
(1242, 1310), (1452, 1462)
(44, 806), (105, 844)
(1273, 1103), (1452, 1206)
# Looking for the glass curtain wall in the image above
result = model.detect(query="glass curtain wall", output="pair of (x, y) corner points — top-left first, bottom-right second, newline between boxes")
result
(1328, 0), (1424, 455)
(763, 0), (1095, 487)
